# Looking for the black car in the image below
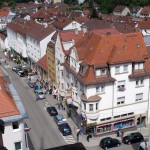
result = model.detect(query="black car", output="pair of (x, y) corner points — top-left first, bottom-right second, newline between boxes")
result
(47, 107), (58, 116)
(99, 137), (121, 150)
(122, 132), (144, 144)
(18, 71), (25, 77)
(58, 123), (72, 136)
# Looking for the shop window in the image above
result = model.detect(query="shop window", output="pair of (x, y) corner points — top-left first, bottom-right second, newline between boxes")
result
(117, 81), (125, 91)
(117, 97), (125, 105)
(97, 124), (112, 133)
(89, 104), (93, 111)
(15, 142), (22, 150)
(136, 93), (143, 101)
(115, 66), (120, 73)
(12, 121), (19, 130)
(123, 65), (128, 72)
(96, 103), (98, 110)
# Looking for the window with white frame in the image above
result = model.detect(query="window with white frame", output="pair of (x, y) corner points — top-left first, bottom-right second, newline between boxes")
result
(101, 68), (107, 75)
(123, 65), (128, 72)
(89, 104), (93, 111)
(83, 103), (86, 110)
(95, 69), (101, 76)
(12, 121), (19, 130)
(101, 85), (105, 93)
(96, 103), (98, 110)
(80, 83), (84, 92)
(118, 81), (125, 91)
(136, 93), (143, 101)
(15, 141), (22, 150)
(134, 63), (144, 70)
(136, 79), (144, 87)
(96, 86), (100, 94)
(117, 97), (125, 105)
(115, 66), (120, 73)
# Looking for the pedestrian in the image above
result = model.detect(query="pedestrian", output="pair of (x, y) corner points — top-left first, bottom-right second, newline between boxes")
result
(58, 103), (60, 111)
(77, 130), (80, 142)
(87, 132), (92, 142)
(120, 129), (124, 139)
(116, 128), (120, 137)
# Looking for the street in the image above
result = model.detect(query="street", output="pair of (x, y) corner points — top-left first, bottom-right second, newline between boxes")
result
(0, 50), (143, 150)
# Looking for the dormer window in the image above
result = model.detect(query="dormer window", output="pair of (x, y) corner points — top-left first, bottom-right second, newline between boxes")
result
(134, 63), (144, 70)
(101, 68), (107, 76)
(95, 69), (100, 76)
(80, 66), (84, 74)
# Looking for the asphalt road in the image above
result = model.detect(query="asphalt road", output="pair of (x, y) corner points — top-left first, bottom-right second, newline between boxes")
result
(0, 56), (66, 149)
(0, 50), (142, 150)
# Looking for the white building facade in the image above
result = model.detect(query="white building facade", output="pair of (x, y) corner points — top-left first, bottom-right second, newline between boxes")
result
(63, 31), (150, 135)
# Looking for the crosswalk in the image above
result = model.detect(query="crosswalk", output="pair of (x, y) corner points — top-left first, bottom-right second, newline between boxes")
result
(63, 135), (77, 144)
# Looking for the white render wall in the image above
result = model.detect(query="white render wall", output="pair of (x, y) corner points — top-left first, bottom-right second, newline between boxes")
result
(2, 120), (27, 150)
(63, 21), (82, 31)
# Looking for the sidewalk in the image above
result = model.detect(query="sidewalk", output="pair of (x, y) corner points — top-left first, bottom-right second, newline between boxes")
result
(45, 94), (150, 147)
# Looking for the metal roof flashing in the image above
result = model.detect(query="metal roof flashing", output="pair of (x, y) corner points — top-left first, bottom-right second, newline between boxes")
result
(1, 84), (28, 122)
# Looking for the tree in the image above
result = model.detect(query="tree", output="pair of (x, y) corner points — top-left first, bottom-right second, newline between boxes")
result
(8, 0), (16, 10)
(90, 7), (98, 18)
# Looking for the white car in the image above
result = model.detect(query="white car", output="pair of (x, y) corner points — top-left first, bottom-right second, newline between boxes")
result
(36, 90), (45, 100)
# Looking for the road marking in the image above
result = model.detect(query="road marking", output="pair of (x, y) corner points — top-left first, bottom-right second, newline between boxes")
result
(61, 134), (76, 144)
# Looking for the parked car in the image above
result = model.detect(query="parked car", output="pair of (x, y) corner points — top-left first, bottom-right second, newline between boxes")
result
(54, 114), (66, 125)
(122, 132), (144, 144)
(18, 70), (25, 77)
(28, 81), (36, 88)
(99, 137), (121, 150)
(12, 66), (22, 73)
(36, 90), (45, 100)
(34, 84), (40, 93)
(58, 122), (72, 136)
(138, 141), (148, 150)
(47, 107), (58, 116)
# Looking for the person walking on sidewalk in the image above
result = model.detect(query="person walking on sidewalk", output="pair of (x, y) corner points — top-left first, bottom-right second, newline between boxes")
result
(76, 128), (80, 142)
(120, 129), (124, 139)
(87, 132), (92, 142)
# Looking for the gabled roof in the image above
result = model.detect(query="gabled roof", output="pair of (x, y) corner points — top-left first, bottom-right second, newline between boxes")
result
(37, 54), (48, 72)
(113, 5), (127, 13)
(140, 6), (150, 15)
(52, 18), (74, 30)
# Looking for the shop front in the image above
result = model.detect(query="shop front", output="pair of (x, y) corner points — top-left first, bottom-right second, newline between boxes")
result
(96, 117), (135, 135)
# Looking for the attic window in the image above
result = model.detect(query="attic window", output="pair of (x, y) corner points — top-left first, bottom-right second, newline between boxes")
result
(123, 46), (126, 50)
(137, 44), (140, 48)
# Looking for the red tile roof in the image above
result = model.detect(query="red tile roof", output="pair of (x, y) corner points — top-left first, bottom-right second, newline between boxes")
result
(37, 54), (48, 72)
(113, 5), (127, 13)
(64, 31), (150, 85)
(0, 75), (20, 118)
(136, 21), (150, 29)
(140, 6), (150, 15)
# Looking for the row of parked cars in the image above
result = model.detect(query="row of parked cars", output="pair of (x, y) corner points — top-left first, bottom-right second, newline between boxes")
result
(47, 106), (72, 136)
(99, 132), (144, 150)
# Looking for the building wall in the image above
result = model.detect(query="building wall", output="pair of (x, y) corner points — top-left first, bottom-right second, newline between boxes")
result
(2, 120), (27, 150)
(47, 45), (56, 83)
(63, 21), (82, 31)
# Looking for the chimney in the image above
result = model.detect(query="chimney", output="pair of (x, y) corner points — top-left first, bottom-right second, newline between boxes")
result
(75, 28), (78, 35)
(82, 26), (87, 34)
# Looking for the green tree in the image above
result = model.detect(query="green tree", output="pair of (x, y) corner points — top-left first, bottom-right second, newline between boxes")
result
(90, 7), (98, 18)
(8, 0), (16, 8)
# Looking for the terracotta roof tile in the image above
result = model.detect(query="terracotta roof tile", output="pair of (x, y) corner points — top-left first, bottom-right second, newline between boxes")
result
(113, 5), (126, 13)
(137, 21), (150, 29)
(141, 6), (150, 15)
(0, 76), (20, 118)
(37, 54), (48, 71)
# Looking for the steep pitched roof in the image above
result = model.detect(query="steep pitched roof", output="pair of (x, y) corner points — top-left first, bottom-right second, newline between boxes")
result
(113, 5), (127, 13)
(140, 6), (150, 15)
(37, 54), (48, 71)
(136, 21), (150, 29)
(0, 75), (20, 118)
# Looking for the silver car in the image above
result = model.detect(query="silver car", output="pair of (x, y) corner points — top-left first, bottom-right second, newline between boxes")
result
(36, 90), (45, 100)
